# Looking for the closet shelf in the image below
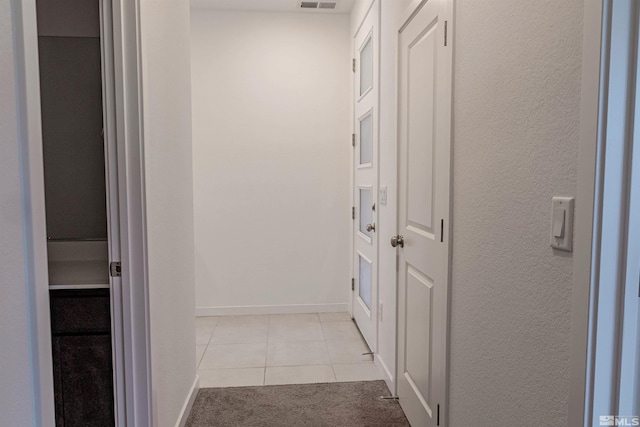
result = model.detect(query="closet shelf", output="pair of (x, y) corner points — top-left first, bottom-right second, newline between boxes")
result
(48, 260), (109, 289)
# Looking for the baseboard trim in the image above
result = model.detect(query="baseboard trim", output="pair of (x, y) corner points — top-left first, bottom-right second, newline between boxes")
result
(175, 376), (199, 427)
(375, 354), (396, 395)
(196, 303), (349, 317)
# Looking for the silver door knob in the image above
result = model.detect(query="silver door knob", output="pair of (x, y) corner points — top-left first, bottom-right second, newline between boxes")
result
(391, 235), (404, 248)
(366, 223), (376, 232)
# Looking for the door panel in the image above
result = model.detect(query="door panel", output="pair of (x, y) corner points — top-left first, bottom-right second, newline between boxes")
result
(406, 21), (437, 235)
(359, 253), (373, 310)
(397, 1), (452, 426)
(359, 187), (374, 239)
(359, 111), (374, 165)
(352, 1), (379, 351)
(405, 265), (433, 408)
(360, 35), (373, 95)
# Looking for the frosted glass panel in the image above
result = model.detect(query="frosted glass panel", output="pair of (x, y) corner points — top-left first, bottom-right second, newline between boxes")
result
(359, 255), (372, 310)
(360, 36), (373, 95)
(359, 113), (373, 165)
(359, 188), (373, 238)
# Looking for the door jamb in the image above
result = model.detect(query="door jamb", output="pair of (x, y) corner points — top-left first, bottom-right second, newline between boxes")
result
(11, 1), (56, 424)
(568, 0), (605, 425)
(106, 0), (153, 424)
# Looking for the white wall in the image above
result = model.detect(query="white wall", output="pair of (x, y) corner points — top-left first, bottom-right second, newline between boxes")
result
(0, 2), (39, 424)
(191, 10), (351, 315)
(448, 0), (583, 425)
(138, 0), (197, 425)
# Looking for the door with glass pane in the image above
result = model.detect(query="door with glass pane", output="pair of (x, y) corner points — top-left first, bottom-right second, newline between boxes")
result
(352, 1), (379, 351)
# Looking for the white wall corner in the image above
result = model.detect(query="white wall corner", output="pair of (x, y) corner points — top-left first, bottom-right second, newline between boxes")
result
(175, 376), (199, 427)
(374, 354), (396, 394)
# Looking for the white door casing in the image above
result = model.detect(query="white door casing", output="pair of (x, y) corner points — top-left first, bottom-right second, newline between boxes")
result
(352, 0), (380, 352)
(109, 0), (153, 424)
(99, 0), (128, 424)
(396, 0), (452, 426)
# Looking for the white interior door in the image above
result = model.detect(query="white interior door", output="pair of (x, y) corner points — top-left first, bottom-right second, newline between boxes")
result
(396, 0), (452, 426)
(352, 1), (379, 352)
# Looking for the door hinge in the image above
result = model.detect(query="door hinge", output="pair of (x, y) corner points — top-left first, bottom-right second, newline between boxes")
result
(351, 278), (355, 291)
(110, 261), (122, 277)
(352, 133), (356, 147)
(352, 58), (356, 73)
(352, 206), (355, 220)
(437, 404), (440, 425)
(444, 21), (448, 46)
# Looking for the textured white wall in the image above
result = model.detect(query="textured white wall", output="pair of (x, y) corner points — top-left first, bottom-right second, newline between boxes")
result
(0, 2), (38, 424)
(191, 10), (351, 314)
(448, 1), (583, 425)
(138, 0), (197, 425)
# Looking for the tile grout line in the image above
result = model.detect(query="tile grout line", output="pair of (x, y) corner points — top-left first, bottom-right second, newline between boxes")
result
(196, 318), (216, 372)
(319, 320), (338, 382)
(263, 315), (272, 386)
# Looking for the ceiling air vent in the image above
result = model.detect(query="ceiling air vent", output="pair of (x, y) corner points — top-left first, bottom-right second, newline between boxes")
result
(298, 1), (338, 10)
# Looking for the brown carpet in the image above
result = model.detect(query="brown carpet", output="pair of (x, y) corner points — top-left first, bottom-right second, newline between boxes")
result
(185, 381), (410, 427)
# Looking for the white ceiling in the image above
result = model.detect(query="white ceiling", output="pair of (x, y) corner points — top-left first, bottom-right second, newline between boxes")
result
(190, 0), (356, 14)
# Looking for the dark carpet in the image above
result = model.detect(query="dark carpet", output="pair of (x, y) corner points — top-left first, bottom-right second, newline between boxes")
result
(185, 381), (410, 427)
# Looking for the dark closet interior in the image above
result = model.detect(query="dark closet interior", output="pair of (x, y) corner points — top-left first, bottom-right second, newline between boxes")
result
(37, 0), (115, 425)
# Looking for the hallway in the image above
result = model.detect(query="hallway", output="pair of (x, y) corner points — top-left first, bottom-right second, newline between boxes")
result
(195, 313), (382, 388)
(1, 0), (603, 424)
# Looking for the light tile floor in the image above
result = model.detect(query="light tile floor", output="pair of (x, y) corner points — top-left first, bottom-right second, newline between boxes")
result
(196, 312), (383, 388)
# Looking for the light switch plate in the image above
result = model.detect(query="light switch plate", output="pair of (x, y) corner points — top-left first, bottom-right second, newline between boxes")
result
(551, 197), (574, 251)
(379, 187), (387, 205)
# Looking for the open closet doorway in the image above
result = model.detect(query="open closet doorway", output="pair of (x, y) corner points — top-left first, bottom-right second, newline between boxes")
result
(15, 0), (195, 423)
(17, 0), (153, 424)
(35, 0), (127, 424)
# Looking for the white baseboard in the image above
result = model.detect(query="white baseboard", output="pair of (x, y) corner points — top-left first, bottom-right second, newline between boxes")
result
(375, 354), (396, 395)
(196, 303), (349, 317)
(175, 376), (199, 427)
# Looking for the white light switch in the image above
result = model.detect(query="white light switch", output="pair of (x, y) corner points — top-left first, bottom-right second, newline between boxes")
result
(551, 197), (574, 251)
(379, 187), (387, 206)
(553, 206), (565, 238)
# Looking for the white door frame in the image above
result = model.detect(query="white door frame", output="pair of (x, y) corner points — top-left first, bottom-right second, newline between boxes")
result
(11, 1), (56, 423)
(570, 0), (640, 425)
(13, 0), (152, 425)
(110, 1), (153, 424)
(568, 0), (603, 423)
